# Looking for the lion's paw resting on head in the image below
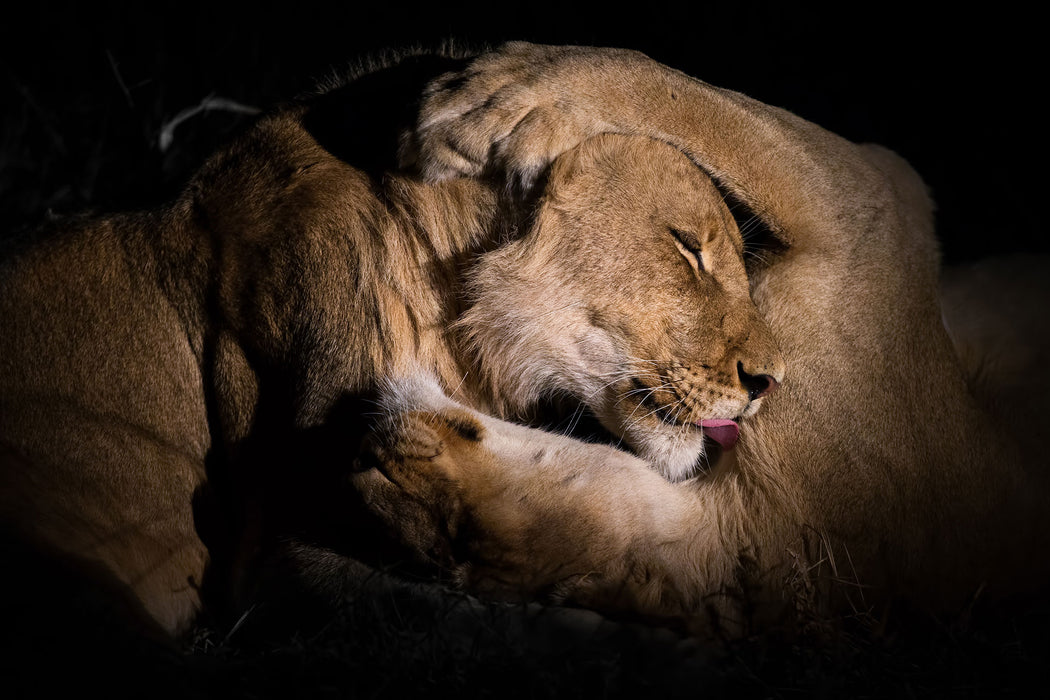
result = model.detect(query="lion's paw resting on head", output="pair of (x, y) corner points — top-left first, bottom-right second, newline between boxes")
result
(0, 45), (781, 652)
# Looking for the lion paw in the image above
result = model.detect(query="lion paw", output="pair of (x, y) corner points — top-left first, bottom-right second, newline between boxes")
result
(409, 42), (641, 191)
(359, 411), (447, 468)
(349, 408), (488, 566)
(356, 408), (485, 490)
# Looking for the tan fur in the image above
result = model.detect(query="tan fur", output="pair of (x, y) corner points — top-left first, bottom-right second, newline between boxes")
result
(358, 42), (1050, 634)
(0, 61), (779, 636)
(455, 135), (784, 480)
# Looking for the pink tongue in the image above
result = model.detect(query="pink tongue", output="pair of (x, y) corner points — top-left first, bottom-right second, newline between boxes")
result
(699, 419), (740, 450)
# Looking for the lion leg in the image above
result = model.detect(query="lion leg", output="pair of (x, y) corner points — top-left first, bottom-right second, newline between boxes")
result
(413, 42), (912, 253)
(351, 375), (761, 636)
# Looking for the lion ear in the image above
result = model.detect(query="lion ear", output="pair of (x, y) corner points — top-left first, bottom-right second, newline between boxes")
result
(539, 142), (586, 194)
(533, 134), (627, 218)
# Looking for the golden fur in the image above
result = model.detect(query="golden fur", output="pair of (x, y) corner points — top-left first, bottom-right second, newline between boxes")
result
(357, 42), (1050, 634)
(0, 52), (781, 637)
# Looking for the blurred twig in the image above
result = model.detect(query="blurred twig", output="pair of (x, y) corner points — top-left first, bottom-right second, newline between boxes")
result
(158, 95), (260, 152)
(105, 49), (134, 109)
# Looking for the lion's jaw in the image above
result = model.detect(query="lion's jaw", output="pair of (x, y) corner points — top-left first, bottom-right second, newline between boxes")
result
(455, 274), (763, 481)
(454, 280), (710, 480)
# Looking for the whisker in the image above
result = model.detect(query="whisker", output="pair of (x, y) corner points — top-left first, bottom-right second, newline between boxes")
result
(581, 372), (647, 402)
(623, 404), (670, 433)
(614, 382), (675, 410)
(667, 395), (693, 426)
(581, 359), (665, 401)
(554, 401), (586, 437)
(614, 390), (659, 448)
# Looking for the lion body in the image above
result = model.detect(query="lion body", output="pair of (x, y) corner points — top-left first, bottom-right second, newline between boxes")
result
(357, 42), (1050, 632)
(0, 100), (504, 634)
(5, 42), (1045, 646)
(0, 215), (212, 633)
(0, 54), (781, 638)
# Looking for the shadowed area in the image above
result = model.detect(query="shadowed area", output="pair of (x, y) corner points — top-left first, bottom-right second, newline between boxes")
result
(2, 6), (1049, 698)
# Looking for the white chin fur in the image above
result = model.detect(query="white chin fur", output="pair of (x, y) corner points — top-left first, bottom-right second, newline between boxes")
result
(621, 426), (708, 482)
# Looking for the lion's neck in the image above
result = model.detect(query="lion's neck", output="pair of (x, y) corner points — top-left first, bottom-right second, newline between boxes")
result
(380, 176), (519, 413)
(449, 251), (577, 423)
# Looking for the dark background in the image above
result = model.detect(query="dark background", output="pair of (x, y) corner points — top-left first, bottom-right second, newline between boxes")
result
(1, 1), (1046, 265)
(2, 4), (1048, 695)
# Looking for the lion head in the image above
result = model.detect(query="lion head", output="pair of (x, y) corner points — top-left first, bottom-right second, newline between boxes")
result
(457, 134), (786, 480)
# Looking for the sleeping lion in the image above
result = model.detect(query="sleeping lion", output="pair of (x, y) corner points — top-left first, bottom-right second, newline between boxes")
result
(353, 42), (1050, 635)
(3, 41), (1046, 665)
(0, 50), (780, 644)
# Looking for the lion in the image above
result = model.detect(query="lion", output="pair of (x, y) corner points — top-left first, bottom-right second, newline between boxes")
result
(350, 42), (1050, 634)
(0, 47), (783, 650)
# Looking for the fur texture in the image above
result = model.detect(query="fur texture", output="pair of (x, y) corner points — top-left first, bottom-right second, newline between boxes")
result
(357, 42), (1050, 635)
(0, 51), (780, 637)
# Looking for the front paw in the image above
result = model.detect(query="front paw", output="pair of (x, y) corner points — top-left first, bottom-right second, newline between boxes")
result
(408, 42), (636, 191)
(350, 409), (486, 567)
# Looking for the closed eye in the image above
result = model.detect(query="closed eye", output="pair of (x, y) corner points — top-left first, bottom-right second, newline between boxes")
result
(670, 228), (705, 273)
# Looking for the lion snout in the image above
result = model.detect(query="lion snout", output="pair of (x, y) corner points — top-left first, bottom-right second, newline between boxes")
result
(737, 361), (781, 401)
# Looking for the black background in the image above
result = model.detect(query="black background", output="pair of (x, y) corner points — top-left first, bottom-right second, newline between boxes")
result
(1, 1), (1046, 265)
(2, 5), (1048, 694)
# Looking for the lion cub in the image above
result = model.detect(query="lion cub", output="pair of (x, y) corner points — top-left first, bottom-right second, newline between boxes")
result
(352, 132), (786, 619)
(454, 133), (785, 481)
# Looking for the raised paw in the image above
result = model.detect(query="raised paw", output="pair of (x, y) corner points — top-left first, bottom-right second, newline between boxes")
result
(407, 42), (649, 191)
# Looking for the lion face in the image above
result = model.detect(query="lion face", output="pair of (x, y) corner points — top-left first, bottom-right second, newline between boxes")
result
(460, 135), (785, 480)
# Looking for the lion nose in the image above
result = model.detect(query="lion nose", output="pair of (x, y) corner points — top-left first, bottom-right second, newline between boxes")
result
(738, 362), (781, 401)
